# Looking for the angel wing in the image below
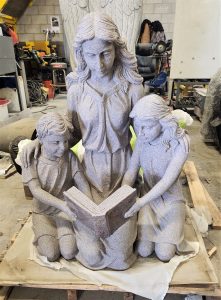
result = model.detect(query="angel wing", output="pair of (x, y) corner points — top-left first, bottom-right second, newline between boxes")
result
(99, 0), (143, 54)
(59, 0), (89, 68)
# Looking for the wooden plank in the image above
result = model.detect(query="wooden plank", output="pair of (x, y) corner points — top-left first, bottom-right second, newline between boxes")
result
(183, 161), (212, 224)
(67, 290), (77, 300)
(183, 160), (221, 229)
(206, 297), (221, 300)
(168, 287), (221, 297)
(0, 251), (7, 263)
(2, 282), (219, 297)
(124, 292), (134, 300)
(189, 215), (218, 284)
(207, 247), (217, 258)
(202, 184), (221, 229)
(0, 166), (16, 179)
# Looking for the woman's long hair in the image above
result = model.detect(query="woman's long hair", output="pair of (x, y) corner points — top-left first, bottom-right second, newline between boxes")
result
(73, 12), (142, 87)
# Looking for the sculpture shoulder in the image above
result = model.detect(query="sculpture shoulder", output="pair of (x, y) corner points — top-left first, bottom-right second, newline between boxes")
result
(67, 81), (81, 98)
(66, 71), (79, 90)
(176, 132), (190, 154)
(67, 79), (83, 111)
(128, 83), (144, 105)
(128, 83), (144, 96)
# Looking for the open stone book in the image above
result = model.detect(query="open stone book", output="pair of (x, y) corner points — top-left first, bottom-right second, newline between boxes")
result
(64, 185), (136, 238)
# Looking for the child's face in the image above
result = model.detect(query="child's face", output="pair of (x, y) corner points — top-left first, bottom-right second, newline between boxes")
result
(135, 118), (162, 143)
(41, 134), (69, 160)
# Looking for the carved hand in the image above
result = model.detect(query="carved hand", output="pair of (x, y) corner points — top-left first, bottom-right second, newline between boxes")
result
(124, 198), (143, 218)
(63, 203), (77, 221)
(20, 139), (40, 168)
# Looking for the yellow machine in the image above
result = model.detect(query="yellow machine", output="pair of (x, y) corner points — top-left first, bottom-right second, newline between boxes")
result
(0, 1), (53, 55)
(0, 0), (16, 25)
(25, 41), (51, 55)
(0, 0), (33, 25)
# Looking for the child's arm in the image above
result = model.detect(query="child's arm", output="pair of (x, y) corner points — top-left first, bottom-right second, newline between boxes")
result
(125, 137), (189, 218)
(28, 179), (76, 220)
(70, 152), (92, 199)
(122, 141), (140, 187)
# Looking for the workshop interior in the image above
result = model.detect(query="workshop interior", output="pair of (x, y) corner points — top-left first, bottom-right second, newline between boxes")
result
(0, 0), (220, 299)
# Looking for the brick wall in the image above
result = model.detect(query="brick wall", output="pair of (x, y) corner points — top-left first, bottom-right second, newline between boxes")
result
(142, 0), (176, 40)
(16, 0), (64, 42)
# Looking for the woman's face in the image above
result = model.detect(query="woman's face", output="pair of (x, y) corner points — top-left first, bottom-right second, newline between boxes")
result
(135, 118), (162, 143)
(82, 38), (115, 78)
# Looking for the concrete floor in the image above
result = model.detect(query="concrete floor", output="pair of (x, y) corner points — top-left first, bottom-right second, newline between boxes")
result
(0, 95), (220, 299)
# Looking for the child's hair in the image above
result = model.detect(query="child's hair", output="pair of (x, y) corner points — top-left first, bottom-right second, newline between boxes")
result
(36, 112), (72, 142)
(130, 94), (185, 148)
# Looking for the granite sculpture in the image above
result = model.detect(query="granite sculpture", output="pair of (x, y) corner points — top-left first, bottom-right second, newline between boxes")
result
(21, 12), (144, 270)
(67, 12), (143, 200)
(122, 94), (190, 261)
(22, 112), (92, 262)
(65, 12), (143, 270)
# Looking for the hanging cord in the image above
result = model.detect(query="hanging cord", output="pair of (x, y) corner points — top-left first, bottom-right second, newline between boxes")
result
(27, 80), (57, 113)
(32, 105), (57, 114)
(27, 80), (47, 106)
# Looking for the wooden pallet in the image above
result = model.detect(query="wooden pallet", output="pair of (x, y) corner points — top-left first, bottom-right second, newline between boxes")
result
(0, 213), (219, 300)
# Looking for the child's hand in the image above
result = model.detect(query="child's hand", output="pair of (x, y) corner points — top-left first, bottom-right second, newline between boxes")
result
(20, 139), (40, 168)
(124, 198), (143, 218)
(63, 203), (77, 221)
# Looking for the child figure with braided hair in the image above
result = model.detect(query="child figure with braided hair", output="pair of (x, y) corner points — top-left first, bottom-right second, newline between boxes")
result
(22, 112), (92, 261)
(122, 95), (190, 261)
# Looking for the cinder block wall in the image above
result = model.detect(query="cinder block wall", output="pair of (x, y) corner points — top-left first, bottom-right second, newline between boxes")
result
(142, 0), (176, 40)
(16, 0), (63, 42)
(16, 0), (176, 43)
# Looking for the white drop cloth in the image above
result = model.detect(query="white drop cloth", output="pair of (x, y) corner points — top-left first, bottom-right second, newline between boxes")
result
(29, 230), (199, 300)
